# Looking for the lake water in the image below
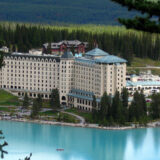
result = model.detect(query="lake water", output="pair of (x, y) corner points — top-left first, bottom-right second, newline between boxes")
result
(0, 120), (160, 160)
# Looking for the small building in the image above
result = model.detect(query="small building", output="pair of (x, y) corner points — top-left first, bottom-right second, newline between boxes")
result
(127, 81), (160, 96)
(0, 46), (9, 53)
(43, 40), (88, 55)
(29, 49), (42, 55)
(126, 71), (160, 96)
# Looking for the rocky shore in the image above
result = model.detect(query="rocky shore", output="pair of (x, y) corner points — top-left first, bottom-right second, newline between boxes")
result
(1, 117), (160, 130)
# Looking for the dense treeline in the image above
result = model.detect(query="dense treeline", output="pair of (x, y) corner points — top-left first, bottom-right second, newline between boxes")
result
(0, 24), (160, 64)
(92, 88), (160, 126)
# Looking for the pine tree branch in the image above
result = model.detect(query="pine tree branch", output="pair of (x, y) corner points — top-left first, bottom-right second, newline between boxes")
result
(111, 0), (160, 16)
(118, 16), (160, 33)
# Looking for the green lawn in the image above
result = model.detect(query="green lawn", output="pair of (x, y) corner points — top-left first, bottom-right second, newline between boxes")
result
(130, 57), (160, 67)
(0, 90), (21, 106)
(126, 57), (160, 75)
(127, 67), (160, 75)
(66, 108), (93, 123)
(0, 106), (17, 112)
(39, 110), (58, 116)
(57, 112), (79, 123)
(38, 110), (79, 123)
(0, 107), (10, 112)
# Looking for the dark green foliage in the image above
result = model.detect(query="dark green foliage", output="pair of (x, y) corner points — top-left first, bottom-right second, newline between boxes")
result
(129, 91), (147, 122)
(92, 95), (98, 121)
(50, 89), (60, 109)
(37, 94), (43, 111)
(96, 92), (112, 125)
(0, 51), (5, 69)
(99, 92), (109, 120)
(111, 91), (125, 124)
(121, 88), (128, 109)
(121, 88), (129, 120)
(92, 89), (149, 126)
(0, 130), (8, 159)
(111, 0), (160, 33)
(31, 99), (39, 118)
(0, 40), (5, 48)
(150, 93), (160, 119)
(46, 43), (52, 54)
(22, 93), (30, 109)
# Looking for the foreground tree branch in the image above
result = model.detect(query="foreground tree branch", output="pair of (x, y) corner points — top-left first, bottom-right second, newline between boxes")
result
(111, 0), (160, 33)
(0, 131), (8, 159)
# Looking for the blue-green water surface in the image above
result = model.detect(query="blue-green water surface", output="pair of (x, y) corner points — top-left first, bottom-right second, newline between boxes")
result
(0, 120), (160, 160)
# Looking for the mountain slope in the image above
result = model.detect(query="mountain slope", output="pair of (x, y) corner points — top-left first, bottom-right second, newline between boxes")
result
(0, 0), (137, 24)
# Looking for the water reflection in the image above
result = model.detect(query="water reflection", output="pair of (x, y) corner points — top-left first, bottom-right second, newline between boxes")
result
(152, 128), (160, 152)
(0, 121), (160, 160)
(128, 129), (147, 151)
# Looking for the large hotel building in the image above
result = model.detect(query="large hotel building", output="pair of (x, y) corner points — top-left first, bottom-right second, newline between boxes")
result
(0, 48), (127, 111)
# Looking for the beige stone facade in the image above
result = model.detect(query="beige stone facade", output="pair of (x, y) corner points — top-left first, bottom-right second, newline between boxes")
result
(0, 48), (126, 111)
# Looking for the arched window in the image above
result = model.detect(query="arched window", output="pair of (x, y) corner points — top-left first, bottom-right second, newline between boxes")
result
(62, 96), (66, 101)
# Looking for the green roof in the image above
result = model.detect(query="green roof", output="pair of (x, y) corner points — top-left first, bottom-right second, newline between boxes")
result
(61, 51), (73, 59)
(95, 55), (127, 64)
(85, 48), (109, 57)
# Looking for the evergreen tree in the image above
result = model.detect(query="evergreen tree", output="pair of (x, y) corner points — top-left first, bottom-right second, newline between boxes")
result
(98, 92), (112, 125)
(121, 88), (129, 109)
(30, 99), (39, 118)
(99, 92), (109, 120)
(0, 23), (159, 64)
(129, 91), (147, 122)
(0, 52), (5, 69)
(0, 40), (5, 47)
(50, 89), (60, 109)
(37, 94), (43, 111)
(150, 93), (160, 119)
(22, 93), (30, 109)
(121, 88), (129, 121)
(111, 91), (125, 124)
(111, 0), (160, 33)
(140, 90), (147, 116)
(92, 95), (98, 121)
(70, 45), (75, 56)
(46, 43), (52, 54)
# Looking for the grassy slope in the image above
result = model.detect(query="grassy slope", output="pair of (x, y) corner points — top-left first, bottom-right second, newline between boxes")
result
(127, 57), (160, 75)
(130, 57), (160, 67)
(0, 89), (20, 106)
(66, 108), (92, 123)
(39, 110), (79, 123)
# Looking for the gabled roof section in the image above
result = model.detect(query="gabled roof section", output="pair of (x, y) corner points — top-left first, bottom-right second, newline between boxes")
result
(61, 51), (74, 59)
(85, 48), (109, 57)
(95, 55), (127, 64)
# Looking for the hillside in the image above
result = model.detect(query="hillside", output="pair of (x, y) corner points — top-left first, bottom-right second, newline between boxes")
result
(0, 0), (137, 25)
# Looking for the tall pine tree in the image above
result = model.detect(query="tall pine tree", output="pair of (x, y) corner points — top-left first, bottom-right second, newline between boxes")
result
(50, 89), (60, 109)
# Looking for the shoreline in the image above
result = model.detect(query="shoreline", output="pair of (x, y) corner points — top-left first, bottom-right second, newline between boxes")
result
(1, 117), (159, 130)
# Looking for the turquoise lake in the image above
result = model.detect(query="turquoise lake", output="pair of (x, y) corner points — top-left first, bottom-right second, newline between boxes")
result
(0, 120), (160, 160)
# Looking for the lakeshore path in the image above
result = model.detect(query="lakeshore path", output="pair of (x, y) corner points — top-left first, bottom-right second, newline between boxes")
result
(41, 108), (86, 124)
(61, 111), (85, 124)
(128, 66), (160, 69)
